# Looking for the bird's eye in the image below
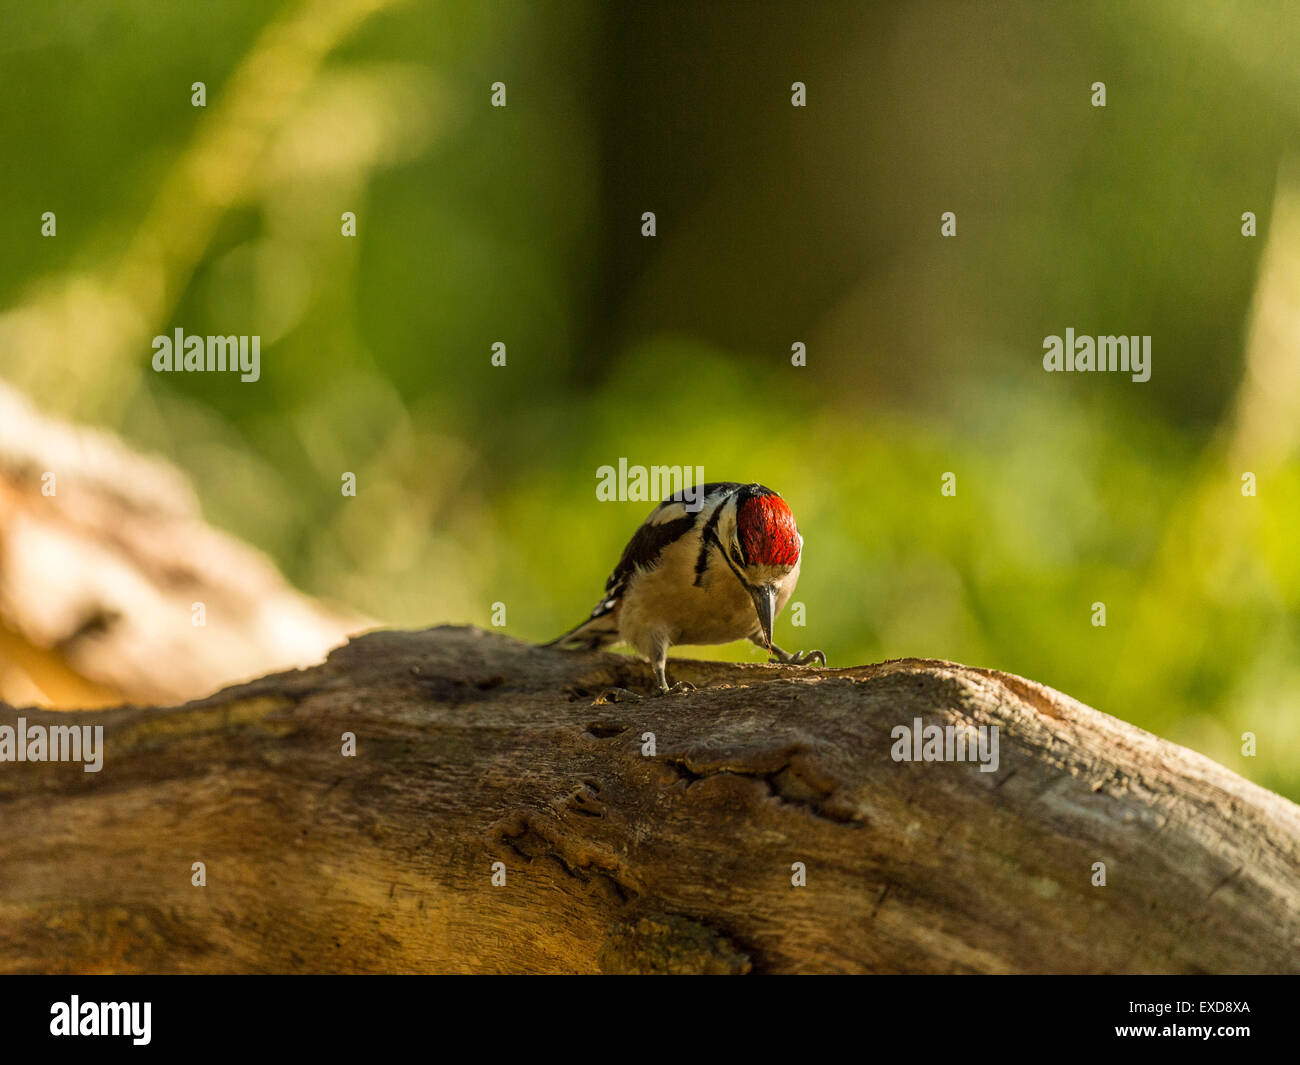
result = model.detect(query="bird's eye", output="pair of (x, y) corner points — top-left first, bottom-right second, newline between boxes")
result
(730, 545), (744, 567)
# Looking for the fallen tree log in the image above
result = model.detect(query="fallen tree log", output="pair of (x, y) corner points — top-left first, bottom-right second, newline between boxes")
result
(0, 625), (1296, 974)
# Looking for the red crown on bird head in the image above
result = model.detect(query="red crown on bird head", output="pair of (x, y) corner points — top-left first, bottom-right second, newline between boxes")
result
(737, 487), (801, 568)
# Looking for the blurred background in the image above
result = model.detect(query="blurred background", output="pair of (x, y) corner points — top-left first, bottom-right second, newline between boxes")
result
(0, 0), (1297, 798)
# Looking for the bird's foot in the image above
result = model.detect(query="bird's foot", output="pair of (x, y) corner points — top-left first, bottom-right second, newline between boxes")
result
(593, 687), (643, 704)
(769, 648), (827, 667)
(656, 681), (697, 696)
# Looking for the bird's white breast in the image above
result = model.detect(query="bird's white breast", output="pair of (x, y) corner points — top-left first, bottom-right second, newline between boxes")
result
(617, 537), (800, 652)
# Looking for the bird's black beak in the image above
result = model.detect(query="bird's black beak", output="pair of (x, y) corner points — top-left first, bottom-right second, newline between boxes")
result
(749, 584), (778, 651)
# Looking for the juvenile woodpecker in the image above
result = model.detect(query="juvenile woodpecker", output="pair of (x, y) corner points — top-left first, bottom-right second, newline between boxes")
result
(546, 481), (825, 694)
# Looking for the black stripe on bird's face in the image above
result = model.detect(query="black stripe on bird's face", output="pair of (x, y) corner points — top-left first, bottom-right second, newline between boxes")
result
(692, 489), (742, 585)
(718, 536), (749, 587)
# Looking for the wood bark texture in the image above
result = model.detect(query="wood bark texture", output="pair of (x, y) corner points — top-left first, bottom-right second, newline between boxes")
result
(1, 625), (1296, 974)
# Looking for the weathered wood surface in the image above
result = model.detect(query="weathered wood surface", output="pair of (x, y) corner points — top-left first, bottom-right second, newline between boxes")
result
(0, 625), (1296, 974)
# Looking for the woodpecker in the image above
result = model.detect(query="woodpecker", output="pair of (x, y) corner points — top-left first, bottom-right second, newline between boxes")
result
(545, 482), (825, 694)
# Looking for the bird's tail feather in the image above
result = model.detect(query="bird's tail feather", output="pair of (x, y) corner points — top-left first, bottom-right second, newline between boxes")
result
(542, 612), (620, 651)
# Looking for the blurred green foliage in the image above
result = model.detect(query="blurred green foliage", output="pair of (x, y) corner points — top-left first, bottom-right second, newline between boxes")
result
(2, 0), (1298, 797)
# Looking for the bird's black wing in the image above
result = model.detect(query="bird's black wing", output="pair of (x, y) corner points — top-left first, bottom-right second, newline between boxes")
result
(541, 510), (696, 649)
(599, 512), (697, 609)
(543, 483), (745, 649)
(601, 482), (747, 603)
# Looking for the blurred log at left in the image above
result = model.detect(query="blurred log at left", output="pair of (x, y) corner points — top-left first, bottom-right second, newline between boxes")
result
(0, 382), (367, 708)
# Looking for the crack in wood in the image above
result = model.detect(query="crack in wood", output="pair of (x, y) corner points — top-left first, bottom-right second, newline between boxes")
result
(662, 752), (863, 825)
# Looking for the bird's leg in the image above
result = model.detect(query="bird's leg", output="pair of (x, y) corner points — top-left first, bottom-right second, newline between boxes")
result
(751, 633), (827, 666)
(652, 638), (695, 696)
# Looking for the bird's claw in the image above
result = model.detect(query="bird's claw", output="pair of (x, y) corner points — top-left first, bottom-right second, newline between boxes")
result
(656, 681), (697, 696)
(593, 687), (643, 704)
(770, 649), (826, 667)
